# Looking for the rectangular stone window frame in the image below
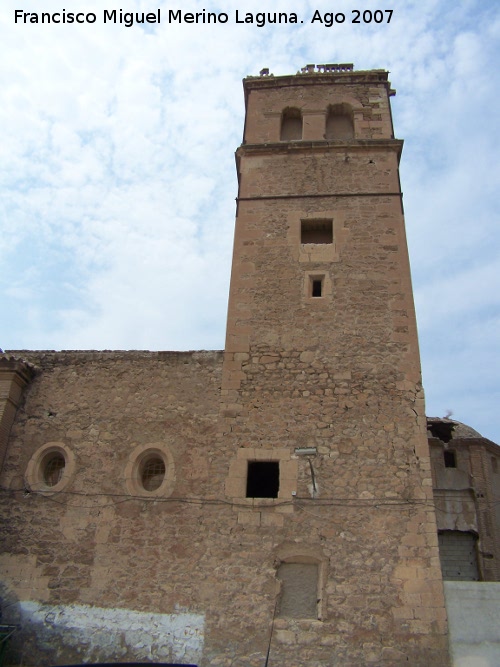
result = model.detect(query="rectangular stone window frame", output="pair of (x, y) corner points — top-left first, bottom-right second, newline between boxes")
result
(246, 460), (280, 498)
(304, 271), (331, 301)
(286, 211), (348, 265)
(225, 448), (298, 505)
(301, 218), (333, 244)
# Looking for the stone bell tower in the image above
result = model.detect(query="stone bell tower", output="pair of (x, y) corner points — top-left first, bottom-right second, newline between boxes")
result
(220, 65), (450, 665)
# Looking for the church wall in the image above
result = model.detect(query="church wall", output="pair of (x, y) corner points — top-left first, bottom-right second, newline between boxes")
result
(0, 350), (222, 666)
(0, 67), (457, 667)
(430, 435), (500, 582)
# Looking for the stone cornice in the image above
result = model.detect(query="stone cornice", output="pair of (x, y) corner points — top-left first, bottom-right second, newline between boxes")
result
(0, 354), (38, 385)
(244, 69), (392, 94)
(237, 138), (403, 155)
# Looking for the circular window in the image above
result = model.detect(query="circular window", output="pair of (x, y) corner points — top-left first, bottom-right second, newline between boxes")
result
(125, 443), (175, 497)
(42, 452), (66, 487)
(25, 442), (75, 494)
(140, 456), (166, 491)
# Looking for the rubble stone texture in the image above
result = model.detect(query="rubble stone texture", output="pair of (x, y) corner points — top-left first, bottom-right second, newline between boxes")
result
(0, 67), (451, 666)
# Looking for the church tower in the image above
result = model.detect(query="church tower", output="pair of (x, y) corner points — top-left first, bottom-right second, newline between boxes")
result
(0, 64), (455, 667)
(220, 65), (450, 665)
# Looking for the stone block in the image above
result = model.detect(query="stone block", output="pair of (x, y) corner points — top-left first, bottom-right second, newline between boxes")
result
(237, 511), (261, 526)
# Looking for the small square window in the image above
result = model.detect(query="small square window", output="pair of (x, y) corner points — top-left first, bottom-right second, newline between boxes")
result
(444, 450), (456, 468)
(301, 219), (333, 244)
(246, 461), (280, 498)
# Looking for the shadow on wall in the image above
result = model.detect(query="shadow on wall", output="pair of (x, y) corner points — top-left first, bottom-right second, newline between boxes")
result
(0, 584), (22, 666)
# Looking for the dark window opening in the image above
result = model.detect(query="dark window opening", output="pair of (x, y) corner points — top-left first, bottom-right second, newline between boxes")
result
(492, 457), (498, 473)
(312, 280), (323, 297)
(428, 419), (455, 442)
(246, 461), (279, 498)
(141, 456), (166, 491)
(43, 453), (65, 487)
(444, 450), (457, 468)
(301, 219), (333, 244)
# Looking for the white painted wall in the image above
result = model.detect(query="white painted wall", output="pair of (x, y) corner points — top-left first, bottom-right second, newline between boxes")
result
(444, 581), (500, 667)
(17, 601), (204, 664)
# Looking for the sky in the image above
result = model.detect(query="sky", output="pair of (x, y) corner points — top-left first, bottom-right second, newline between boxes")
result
(1, 0), (499, 443)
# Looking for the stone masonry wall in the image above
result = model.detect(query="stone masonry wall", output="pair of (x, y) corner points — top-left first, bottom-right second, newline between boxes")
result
(219, 193), (449, 665)
(0, 69), (452, 667)
(243, 72), (394, 144)
(430, 437), (500, 582)
(0, 350), (223, 666)
(220, 72), (450, 666)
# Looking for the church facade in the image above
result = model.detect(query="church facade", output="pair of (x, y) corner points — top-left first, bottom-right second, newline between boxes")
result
(1, 64), (496, 666)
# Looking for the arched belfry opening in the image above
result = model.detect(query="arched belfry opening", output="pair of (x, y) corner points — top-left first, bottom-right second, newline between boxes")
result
(325, 103), (354, 140)
(280, 107), (302, 141)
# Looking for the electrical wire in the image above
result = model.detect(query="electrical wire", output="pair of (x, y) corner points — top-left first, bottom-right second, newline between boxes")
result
(3, 484), (495, 515)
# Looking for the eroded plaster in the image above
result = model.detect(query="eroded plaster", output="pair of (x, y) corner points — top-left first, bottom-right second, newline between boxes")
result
(16, 601), (204, 664)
